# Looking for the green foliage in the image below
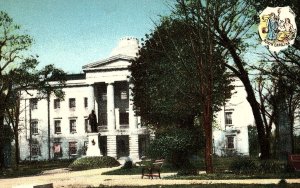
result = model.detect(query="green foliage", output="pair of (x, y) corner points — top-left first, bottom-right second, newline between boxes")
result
(0, 124), (14, 144)
(0, 11), (66, 167)
(230, 158), (287, 175)
(258, 160), (285, 174)
(229, 157), (257, 174)
(147, 128), (202, 171)
(294, 135), (300, 154)
(177, 162), (198, 176)
(69, 156), (120, 171)
(0, 159), (73, 178)
(130, 15), (233, 127)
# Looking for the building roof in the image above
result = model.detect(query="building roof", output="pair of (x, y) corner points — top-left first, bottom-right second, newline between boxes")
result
(82, 54), (135, 71)
(82, 37), (139, 72)
(65, 73), (86, 80)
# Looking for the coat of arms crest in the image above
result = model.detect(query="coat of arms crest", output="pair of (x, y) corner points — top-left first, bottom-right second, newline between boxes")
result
(259, 6), (297, 52)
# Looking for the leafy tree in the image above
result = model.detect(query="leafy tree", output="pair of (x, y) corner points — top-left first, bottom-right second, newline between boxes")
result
(131, 16), (233, 172)
(0, 11), (66, 166)
(172, 0), (277, 159)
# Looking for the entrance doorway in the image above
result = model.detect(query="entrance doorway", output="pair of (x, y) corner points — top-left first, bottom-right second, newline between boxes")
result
(117, 135), (129, 158)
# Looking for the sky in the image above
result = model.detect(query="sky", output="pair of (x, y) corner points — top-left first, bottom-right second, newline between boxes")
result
(0, 0), (173, 73)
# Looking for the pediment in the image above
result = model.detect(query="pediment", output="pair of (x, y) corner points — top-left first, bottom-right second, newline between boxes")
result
(82, 54), (135, 71)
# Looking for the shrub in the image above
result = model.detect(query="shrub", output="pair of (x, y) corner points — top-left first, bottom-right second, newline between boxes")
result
(147, 128), (201, 169)
(258, 160), (285, 174)
(177, 162), (198, 176)
(229, 157), (257, 174)
(122, 160), (133, 169)
(69, 156), (120, 171)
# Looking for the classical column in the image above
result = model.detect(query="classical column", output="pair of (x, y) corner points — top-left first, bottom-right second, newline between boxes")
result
(107, 82), (116, 130)
(128, 83), (138, 130)
(107, 135), (117, 158)
(115, 108), (120, 129)
(88, 85), (95, 111)
(87, 85), (95, 133)
(129, 134), (139, 161)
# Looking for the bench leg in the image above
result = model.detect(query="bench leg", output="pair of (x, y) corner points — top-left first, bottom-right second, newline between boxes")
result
(141, 167), (144, 179)
(150, 168), (153, 179)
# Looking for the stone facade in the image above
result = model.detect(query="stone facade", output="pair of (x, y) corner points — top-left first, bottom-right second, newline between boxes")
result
(214, 78), (253, 156)
(19, 37), (148, 161)
(18, 37), (253, 161)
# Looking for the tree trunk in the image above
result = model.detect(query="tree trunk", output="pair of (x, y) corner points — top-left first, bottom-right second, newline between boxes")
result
(14, 132), (20, 167)
(203, 101), (213, 173)
(47, 93), (51, 160)
(226, 44), (271, 159)
(202, 74), (213, 173)
(244, 83), (270, 159)
(274, 87), (292, 159)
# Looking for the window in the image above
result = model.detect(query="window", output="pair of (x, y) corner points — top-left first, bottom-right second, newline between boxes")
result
(69, 142), (77, 155)
(54, 99), (60, 109)
(84, 97), (88, 108)
(54, 120), (61, 134)
(225, 112), (233, 125)
(53, 143), (62, 158)
(227, 136), (234, 149)
(120, 91), (127, 100)
(31, 140), (40, 156)
(70, 119), (76, 133)
(30, 98), (38, 109)
(83, 141), (88, 155)
(69, 98), (76, 108)
(85, 118), (89, 133)
(31, 120), (38, 134)
(120, 112), (129, 125)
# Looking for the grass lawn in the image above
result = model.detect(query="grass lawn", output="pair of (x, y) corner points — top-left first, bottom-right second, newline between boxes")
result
(166, 172), (300, 180)
(0, 159), (74, 179)
(103, 165), (300, 179)
(103, 157), (300, 180)
(95, 184), (300, 188)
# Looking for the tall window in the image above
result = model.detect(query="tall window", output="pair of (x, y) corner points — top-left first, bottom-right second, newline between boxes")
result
(70, 119), (76, 133)
(120, 112), (129, 125)
(53, 143), (62, 158)
(120, 91), (127, 100)
(85, 118), (88, 133)
(30, 98), (38, 109)
(225, 112), (233, 125)
(31, 140), (40, 156)
(69, 142), (77, 155)
(54, 120), (61, 134)
(54, 99), (60, 109)
(227, 136), (235, 149)
(84, 97), (88, 108)
(69, 98), (76, 108)
(31, 120), (38, 134)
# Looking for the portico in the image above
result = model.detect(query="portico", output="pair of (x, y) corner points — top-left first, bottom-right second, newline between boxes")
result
(82, 38), (143, 160)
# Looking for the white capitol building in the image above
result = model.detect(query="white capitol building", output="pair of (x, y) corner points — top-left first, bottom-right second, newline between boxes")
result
(18, 37), (252, 161)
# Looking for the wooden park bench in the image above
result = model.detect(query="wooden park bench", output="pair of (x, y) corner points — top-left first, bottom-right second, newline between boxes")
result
(137, 159), (164, 179)
(288, 154), (300, 172)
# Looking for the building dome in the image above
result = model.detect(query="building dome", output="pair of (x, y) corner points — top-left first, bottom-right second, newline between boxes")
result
(110, 37), (139, 57)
